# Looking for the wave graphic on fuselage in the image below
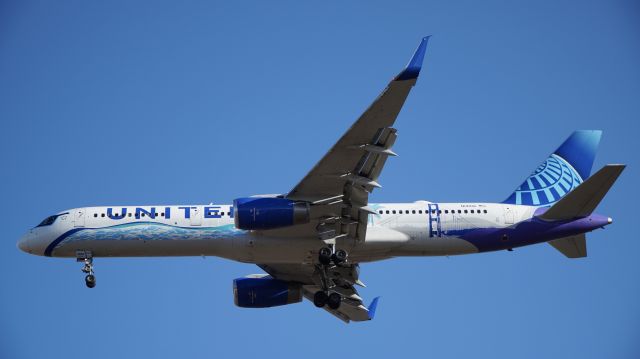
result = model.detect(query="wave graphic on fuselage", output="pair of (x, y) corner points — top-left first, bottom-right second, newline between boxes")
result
(52, 222), (245, 253)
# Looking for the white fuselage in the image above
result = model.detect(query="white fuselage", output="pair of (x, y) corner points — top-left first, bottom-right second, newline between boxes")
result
(19, 201), (538, 264)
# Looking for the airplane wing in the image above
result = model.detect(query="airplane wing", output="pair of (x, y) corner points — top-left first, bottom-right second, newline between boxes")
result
(283, 36), (431, 242)
(259, 263), (379, 323)
(254, 38), (430, 322)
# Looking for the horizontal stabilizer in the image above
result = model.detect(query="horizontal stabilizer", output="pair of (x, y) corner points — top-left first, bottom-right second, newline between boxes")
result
(548, 234), (587, 258)
(538, 164), (625, 221)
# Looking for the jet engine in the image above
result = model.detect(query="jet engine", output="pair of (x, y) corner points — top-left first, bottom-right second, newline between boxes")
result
(233, 197), (310, 230)
(233, 276), (302, 308)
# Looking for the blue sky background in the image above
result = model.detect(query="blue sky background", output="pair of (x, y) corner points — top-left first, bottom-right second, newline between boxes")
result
(1, 1), (639, 358)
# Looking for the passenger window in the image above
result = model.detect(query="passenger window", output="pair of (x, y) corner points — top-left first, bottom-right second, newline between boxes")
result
(458, 210), (462, 214)
(101, 213), (105, 217)
(438, 210), (442, 214)
(445, 210), (448, 214)
(464, 210), (468, 214)
(412, 210), (416, 214)
(418, 210), (422, 214)
(471, 210), (475, 213)
(93, 214), (97, 217)
(484, 209), (488, 213)
(128, 213), (132, 217)
(392, 210), (396, 214)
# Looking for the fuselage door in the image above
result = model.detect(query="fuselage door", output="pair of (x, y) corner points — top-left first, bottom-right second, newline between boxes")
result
(504, 206), (515, 225)
(191, 206), (202, 226)
(74, 208), (86, 227)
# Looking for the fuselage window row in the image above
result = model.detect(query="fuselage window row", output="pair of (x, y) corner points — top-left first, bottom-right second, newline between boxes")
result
(377, 209), (488, 215)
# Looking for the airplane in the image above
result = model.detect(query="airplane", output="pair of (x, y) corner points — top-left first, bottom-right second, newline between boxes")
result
(17, 37), (625, 323)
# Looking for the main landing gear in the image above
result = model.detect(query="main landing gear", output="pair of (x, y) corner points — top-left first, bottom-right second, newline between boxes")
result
(314, 246), (348, 310)
(77, 250), (96, 288)
(318, 247), (348, 265)
(313, 291), (342, 310)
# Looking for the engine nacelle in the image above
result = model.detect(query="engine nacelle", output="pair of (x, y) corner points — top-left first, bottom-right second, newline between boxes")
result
(233, 197), (310, 230)
(233, 276), (302, 308)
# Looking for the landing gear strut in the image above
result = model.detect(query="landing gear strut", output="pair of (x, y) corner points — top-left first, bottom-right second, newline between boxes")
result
(77, 250), (95, 288)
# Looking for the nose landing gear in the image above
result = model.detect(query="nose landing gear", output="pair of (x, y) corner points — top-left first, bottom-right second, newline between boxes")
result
(77, 250), (95, 288)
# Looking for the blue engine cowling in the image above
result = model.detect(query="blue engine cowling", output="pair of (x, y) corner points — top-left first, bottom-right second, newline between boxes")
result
(233, 276), (302, 308)
(233, 197), (310, 230)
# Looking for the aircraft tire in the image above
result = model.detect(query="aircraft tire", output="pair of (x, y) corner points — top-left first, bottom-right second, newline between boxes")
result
(318, 247), (332, 265)
(332, 249), (348, 264)
(313, 291), (328, 308)
(85, 274), (96, 288)
(327, 292), (341, 310)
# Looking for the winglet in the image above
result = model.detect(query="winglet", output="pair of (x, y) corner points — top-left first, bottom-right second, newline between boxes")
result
(367, 296), (381, 320)
(395, 36), (431, 81)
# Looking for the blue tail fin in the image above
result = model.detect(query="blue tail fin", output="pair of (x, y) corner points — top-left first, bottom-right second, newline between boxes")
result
(503, 130), (602, 206)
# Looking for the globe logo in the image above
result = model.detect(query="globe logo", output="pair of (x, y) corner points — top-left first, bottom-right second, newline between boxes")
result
(514, 154), (583, 206)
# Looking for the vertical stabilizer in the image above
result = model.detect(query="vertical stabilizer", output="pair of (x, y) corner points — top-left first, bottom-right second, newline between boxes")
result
(503, 130), (602, 206)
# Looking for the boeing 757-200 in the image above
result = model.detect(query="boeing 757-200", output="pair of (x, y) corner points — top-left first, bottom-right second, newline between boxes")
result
(18, 37), (625, 323)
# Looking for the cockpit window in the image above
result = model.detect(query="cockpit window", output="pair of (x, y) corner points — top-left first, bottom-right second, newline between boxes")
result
(36, 213), (68, 227)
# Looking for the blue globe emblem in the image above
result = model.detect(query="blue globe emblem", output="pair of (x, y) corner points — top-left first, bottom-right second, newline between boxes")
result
(514, 154), (583, 206)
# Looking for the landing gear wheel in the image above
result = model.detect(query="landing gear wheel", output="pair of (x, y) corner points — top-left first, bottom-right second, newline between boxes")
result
(332, 249), (348, 264)
(327, 292), (341, 310)
(85, 274), (96, 288)
(77, 252), (96, 288)
(313, 291), (328, 308)
(318, 247), (332, 265)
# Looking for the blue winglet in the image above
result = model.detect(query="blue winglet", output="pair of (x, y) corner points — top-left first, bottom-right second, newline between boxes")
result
(367, 297), (381, 320)
(395, 36), (431, 81)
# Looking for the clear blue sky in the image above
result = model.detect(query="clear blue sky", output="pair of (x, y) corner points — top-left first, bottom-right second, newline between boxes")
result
(1, 1), (639, 358)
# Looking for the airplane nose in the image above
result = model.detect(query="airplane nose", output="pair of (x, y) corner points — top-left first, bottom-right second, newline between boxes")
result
(17, 233), (31, 254)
